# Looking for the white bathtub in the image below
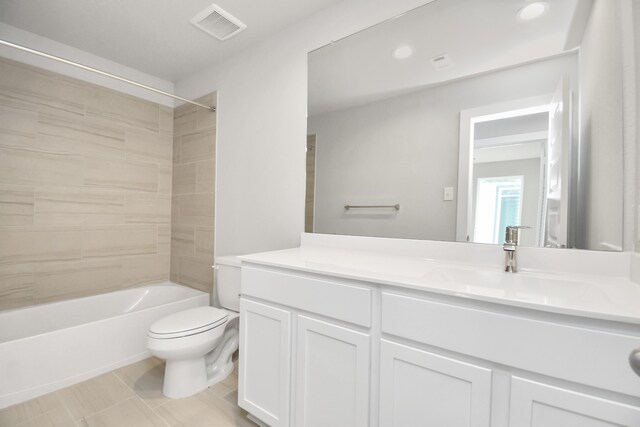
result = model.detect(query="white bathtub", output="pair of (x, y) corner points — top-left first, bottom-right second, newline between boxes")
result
(0, 282), (209, 409)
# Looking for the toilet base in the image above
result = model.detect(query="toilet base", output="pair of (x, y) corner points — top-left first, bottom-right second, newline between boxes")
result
(207, 359), (235, 386)
(163, 357), (208, 399)
(206, 325), (239, 386)
(159, 323), (240, 399)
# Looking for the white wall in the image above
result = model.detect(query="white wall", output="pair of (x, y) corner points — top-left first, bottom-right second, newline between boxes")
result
(307, 55), (577, 242)
(578, 0), (625, 251)
(175, 0), (439, 256)
(0, 22), (174, 107)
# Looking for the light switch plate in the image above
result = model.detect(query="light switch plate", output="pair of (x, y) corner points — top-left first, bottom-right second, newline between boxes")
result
(444, 187), (454, 201)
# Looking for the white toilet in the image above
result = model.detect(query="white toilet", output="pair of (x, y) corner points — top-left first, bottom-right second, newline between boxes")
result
(147, 256), (241, 399)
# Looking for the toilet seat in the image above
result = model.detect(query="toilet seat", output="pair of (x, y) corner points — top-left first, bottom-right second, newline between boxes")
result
(148, 306), (228, 339)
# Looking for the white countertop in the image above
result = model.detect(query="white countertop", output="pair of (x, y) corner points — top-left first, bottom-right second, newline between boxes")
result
(241, 245), (640, 325)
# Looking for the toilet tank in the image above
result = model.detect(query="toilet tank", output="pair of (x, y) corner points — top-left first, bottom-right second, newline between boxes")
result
(215, 256), (241, 312)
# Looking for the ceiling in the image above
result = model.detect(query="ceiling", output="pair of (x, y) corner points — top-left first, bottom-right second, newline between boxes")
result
(0, 0), (342, 81)
(308, 0), (589, 116)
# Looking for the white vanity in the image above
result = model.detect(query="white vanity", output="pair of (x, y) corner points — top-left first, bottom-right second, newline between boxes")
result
(237, 234), (640, 427)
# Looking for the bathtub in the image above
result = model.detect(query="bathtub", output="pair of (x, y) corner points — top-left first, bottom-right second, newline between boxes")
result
(0, 282), (209, 409)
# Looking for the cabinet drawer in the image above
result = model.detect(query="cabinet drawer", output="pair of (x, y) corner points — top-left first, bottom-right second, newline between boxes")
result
(242, 266), (372, 327)
(381, 292), (640, 397)
(510, 377), (640, 426)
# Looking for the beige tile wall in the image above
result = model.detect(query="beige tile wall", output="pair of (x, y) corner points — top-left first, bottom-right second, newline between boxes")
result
(0, 57), (173, 310)
(170, 93), (216, 295)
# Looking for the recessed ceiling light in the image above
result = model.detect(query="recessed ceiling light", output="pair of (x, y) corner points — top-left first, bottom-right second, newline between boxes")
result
(392, 45), (413, 60)
(517, 2), (549, 21)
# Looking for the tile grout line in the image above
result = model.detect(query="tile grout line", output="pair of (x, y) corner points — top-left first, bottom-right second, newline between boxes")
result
(147, 382), (188, 427)
(53, 390), (81, 427)
(110, 361), (174, 424)
(80, 367), (161, 424)
(112, 369), (136, 395)
(150, 400), (174, 427)
(117, 340), (172, 427)
(0, 393), (62, 427)
(112, 369), (158, 413)
(74, 396), (138, 425)
(68, 372), (136, 424)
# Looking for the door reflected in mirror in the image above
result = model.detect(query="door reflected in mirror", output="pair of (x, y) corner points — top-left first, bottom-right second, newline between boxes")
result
(307, 0), (627, 251)
(459, 84), (570, 249)
(472, 111), (547, 248)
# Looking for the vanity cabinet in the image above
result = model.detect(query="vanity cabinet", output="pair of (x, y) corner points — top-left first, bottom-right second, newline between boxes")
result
(379, 340), (492, 427)
(239, 262), (640, 427)
(294, 315), (370, 427)
(239, 265), (373, 427)
(239, 299), (291, 427)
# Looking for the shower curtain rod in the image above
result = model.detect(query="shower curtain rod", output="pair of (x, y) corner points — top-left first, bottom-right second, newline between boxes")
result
(0, 39), (216, 112)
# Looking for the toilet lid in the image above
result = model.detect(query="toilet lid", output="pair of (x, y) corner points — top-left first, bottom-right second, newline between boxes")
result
(148, 306), (228, 339)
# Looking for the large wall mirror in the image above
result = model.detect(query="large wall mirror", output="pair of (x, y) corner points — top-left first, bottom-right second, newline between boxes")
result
(306, 0), (628, 251)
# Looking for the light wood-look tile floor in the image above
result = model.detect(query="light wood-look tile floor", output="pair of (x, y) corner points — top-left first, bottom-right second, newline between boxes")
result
(0, 358), (257, 427)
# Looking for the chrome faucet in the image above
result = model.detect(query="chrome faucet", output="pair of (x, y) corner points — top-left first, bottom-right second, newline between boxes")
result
(503, 226), (530, 273)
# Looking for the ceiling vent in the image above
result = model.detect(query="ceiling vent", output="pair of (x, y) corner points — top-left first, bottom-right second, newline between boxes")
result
(190, 4), (247, 41)
(430, 54), (454, 71)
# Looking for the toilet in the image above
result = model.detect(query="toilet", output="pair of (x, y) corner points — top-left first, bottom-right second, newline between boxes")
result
(146, 256), (241, 399)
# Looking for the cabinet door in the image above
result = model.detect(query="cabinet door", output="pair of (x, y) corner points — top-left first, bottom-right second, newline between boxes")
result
(510, 377), (640, 427)
(379, 339), (492, 427)
(295, 315), (370, 427)
(239, 298), (291, 427)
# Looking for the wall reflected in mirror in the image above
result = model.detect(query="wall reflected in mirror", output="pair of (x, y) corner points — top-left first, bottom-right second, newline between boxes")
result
(306, 0), (625, 251)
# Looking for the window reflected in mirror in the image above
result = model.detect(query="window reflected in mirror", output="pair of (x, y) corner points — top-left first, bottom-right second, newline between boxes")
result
(474, 176), (524, 245)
